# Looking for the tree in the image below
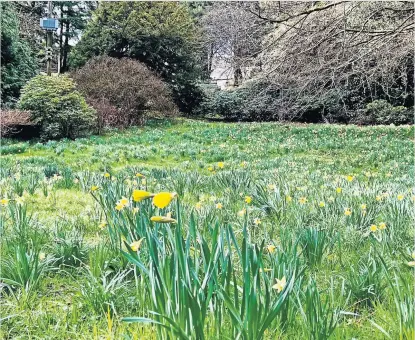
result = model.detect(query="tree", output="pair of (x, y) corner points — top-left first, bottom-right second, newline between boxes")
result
(69, 2), (204, 113)
(245, 1), (414, 121)
(1, 2), (38, 106)
(201, 2), (269, 86)
(57, 1), (96, 73)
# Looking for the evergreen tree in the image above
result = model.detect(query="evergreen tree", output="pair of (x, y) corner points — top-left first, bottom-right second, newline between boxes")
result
(1, 2), (37, 105)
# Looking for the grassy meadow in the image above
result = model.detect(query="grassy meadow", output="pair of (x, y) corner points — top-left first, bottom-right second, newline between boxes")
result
(0, 119), (414, 339)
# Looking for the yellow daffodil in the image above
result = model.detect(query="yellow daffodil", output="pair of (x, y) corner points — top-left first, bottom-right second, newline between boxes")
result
(245, 196), (252, 204)
(299, 197), (307, 204)
(254, 218), (261, 225)
(318, 201), (325, 207)
(115, 202), (125, 211)
(268, 184), (276, 191)
(344, 208), (352, 216)
(119, 197), (129, 207)
(370, 224), (377, 232)
(397, 194), (404, 201)
(135, 173), (145, 178)
(217, 162), (224, 169)
(272, 276), (286, 293)
(150, 216), (177, 224)
(91, 186), (99, 191)
(208, 166), (214, 172)
(15, 196), (25, 205)
(360, 204), (367, 210)
(376, 195), (383, 201)
(99, 221), (107, 229)
(346, 175), (354, 182)
(130, 238), (145, 251)
(132, 190), (154, 202)
(153, 192), (177, 209)
(216, 202), (223, 209)
(1, 198), (10, 206)
(378, 222), (386, 230)
(104, 172), (110, 178)
(286, 195), (292, 202)
(132, 207), (139, 214)
(336, 187), (342, 194)
(267, 245), (276, 254)
(195, 202), (202, 210)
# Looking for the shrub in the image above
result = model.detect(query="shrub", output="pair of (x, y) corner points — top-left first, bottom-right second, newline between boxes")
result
(196, 81), (281, 121)
(17, 75), (96, 140)
(361, 100), (412, 125)
(0, 110), (34, 137)
(72, 56), (177, 129)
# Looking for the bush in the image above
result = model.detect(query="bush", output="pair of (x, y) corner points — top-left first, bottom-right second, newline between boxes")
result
(0, 110), (34, 137)
(17, 75), (96, 140)
(362, 100), (412, 125)
(72, 57), (177, 129)
(196, 81), (281, 121)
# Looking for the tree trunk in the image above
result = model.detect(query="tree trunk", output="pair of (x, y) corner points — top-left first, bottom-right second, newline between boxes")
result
(62, 21), (70, 72)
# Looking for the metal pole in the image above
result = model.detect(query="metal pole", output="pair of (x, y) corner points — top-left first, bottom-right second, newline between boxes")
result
(46, 1), (53, 76)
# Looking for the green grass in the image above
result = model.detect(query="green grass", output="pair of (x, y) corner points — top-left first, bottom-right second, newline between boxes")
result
(0, 119), (414, 339)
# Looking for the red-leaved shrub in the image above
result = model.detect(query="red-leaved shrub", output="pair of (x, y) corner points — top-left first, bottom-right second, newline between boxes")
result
(0, 109), (33, 137)
(72, 57), (177, 129)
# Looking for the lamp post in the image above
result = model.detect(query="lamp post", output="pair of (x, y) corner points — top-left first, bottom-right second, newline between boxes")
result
(40, 1), (58, 76)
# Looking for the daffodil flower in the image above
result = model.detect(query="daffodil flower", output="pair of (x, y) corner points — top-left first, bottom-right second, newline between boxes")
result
(1, 198), (10, 206)
(153, 192), (177, 209)
(272, 276), (286, 293)
(150, 216), (177, 224)
(132, 190), (154, 202)
(245, 196), (252, 204)
(267, 245), (276, 254)
(130, 238), (145, 251)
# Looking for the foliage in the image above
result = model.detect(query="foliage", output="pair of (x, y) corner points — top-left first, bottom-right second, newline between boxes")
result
(0, 121), (414, 338)
(72, 56), (177, 129)
(0, 243), (51, 296)
(17, 75), (96, 140)
(69, 2), (204, 113)
(0, 2), (37, 105)
(197, 81), (282, 121)
(356, 100), (413, 125)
